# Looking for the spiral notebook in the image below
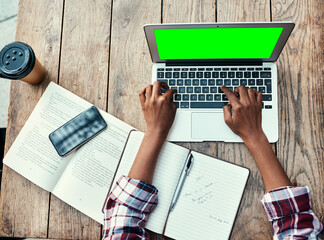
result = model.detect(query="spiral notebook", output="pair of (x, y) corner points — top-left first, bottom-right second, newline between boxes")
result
(111, 131), (250, 240)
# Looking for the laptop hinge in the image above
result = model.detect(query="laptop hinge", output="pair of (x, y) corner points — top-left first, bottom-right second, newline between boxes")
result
(165, 62), (263, 66)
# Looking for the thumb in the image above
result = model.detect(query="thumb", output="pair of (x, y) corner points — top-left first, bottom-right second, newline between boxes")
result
(223, 104), (233, 127)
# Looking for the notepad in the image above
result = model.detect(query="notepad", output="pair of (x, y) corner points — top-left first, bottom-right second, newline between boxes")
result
(112, 131), (250, 240)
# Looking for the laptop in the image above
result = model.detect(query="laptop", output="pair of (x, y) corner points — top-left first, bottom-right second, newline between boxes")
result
(144, 22), (294, 142)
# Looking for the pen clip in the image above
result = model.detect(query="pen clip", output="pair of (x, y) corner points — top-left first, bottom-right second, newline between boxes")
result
(185, 153), (193, 176)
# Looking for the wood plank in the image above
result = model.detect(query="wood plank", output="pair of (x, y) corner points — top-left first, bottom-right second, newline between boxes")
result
(216, 0), (273, 239)
(107, 1), (161, 239)
(272, 0), (324, 222)
(0, 0), (63, 237)
(47, 0), (112, 238)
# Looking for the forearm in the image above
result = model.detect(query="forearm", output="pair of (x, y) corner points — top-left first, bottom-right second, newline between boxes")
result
(128, 130), (166, 184)
(244, 133), (291, 192)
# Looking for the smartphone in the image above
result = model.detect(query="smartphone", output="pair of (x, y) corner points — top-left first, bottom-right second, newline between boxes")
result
(49, 106), (107, 157)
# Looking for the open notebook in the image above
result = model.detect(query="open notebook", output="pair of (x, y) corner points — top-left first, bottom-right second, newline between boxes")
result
(112, 131), (250, 240)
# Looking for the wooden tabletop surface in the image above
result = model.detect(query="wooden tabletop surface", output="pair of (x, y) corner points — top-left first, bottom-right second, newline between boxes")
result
(0, 0), (323, 239)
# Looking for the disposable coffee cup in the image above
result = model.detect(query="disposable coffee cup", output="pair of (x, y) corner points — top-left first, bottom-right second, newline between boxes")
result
(0, 42), (45, 84)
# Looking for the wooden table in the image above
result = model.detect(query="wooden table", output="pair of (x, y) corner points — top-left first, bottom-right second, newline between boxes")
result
(0, 0), (323, 239)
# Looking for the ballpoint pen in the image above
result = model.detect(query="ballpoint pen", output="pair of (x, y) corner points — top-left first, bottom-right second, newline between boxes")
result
(169, 152), (193, 212)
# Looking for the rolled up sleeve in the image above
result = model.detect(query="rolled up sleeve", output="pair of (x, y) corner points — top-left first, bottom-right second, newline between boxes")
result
(102, 175), (158, 240)
(262, 186), (323, 239)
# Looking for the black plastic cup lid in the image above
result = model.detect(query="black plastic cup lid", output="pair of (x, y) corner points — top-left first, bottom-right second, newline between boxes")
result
(0, 42), (35, 79)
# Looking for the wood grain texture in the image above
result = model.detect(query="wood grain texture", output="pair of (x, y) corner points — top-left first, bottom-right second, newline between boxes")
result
(0, 0), (63, 237)
(216, 0), (273, 239)
(107, 0), (161, 131)
(47, 0), (112, 238)
(272, 0), (324, 222)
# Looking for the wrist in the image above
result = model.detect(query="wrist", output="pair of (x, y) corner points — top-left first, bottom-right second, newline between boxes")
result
(144, 129), (168, 145)
(242, 131), (268, 149)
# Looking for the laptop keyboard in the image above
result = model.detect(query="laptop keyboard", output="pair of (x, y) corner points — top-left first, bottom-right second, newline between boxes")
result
(156, 67), (273, 109)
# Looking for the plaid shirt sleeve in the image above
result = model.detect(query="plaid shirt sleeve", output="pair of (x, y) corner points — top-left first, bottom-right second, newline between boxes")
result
(102, 175), (158, 240)
(262, 186), (323, 239)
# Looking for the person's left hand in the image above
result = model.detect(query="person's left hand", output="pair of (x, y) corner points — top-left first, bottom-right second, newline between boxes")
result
(139, 81), (177, 139)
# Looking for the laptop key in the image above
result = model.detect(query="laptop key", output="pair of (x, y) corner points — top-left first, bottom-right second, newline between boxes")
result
(216, 79), (223, 86)
(197, 72), (203, 78)
(248, 79), (256, 85)
(208, 79), (215, 85)
(181, 102), (189, 108)
(202, 87), (209, 93)
(198, 68), (205, 71)
(206, 68), (213, 71)
(190, 68), (197, 71)
(265, 105), (272, 109)
(210, 87), (217, 93)
(250, 86), (257, 91)
(186, 86), (193, 93)
(165, 72), (172, 78)
(256, 79), (263, 85)
(232, 79), (239, 85)
(177, 79), (183, 85)
(214, 68), (221, 71)
(179, 87), (186, 93)
(258, 87), (266, 93)
(224, 79), (231, 85)
(200, 79), (207, 86)
(191, 102), (228, 108)
(239, 68), (246, 70)
(204, 72), (211, 78)
(252, 72), (259, 78)
(261, 72), (271, 78)
(158, 78), (168, 83)
(212, 72), (219, 78)
(228, 72), (235, 78)
(263, 94), (272, 101)
(166, 68), (172, 71)
(181, 72), (187, 78)
(206, 94), (213, 101)
(265, 79), (272, 93)
(264, 68), (271, 70)
(222, 94), (228, 101)
(220, 72), (227, 78)
(157, 72), (164, 78)
(191, 94), (198, 101)
(174, 94), (181, 101)
(189, 72), (195, 78)
(174, 102), (179, 108)
(169, 79), (176, 86)
(236, 72), (243, 78)
(218, 87), (224, 93)
(185, 79), (191, 86)
(182, 94), (189, 101)
(214, 94), (221, 101)
(173, 72), (179, 78)
(247, 68), (254, 71)
(198, 94), (205, 101)
(157, 68), (164, 71)
(193, 79), (199, 85)
(244, 72), (251, 78)
(240, 79), (247, 85)
(182, 68), (188, 71)
(194, 87), (201, 93)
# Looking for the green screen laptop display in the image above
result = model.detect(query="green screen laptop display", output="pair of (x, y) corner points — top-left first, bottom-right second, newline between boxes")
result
(154, 27), (283, 59)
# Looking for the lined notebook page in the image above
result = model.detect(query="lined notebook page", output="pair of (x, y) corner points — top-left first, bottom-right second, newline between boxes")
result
(165, 151), (249, 240)
(113, 131), (190, 234)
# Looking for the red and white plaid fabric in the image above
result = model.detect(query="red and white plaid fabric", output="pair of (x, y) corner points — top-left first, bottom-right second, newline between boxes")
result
(102, 175), (158, 240)
(262, 186), (323, 239)
(103, 176), (323, 239)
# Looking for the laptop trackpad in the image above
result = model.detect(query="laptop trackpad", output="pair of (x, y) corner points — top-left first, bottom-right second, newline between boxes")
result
(191, 112), (233, 140)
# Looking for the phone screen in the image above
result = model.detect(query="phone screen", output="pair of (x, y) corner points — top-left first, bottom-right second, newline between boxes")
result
(49, 106), (107, 157)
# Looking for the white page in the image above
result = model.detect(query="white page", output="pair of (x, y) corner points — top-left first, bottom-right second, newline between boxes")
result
(52, 113), (133, 223)
(165, 151), (249, 240)
(114, 131), (189, 234)
(3, 82), (89, 191)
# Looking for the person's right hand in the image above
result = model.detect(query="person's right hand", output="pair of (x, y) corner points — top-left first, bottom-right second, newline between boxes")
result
(139, 81), (177, 139)
(221, 85), (265, 143)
